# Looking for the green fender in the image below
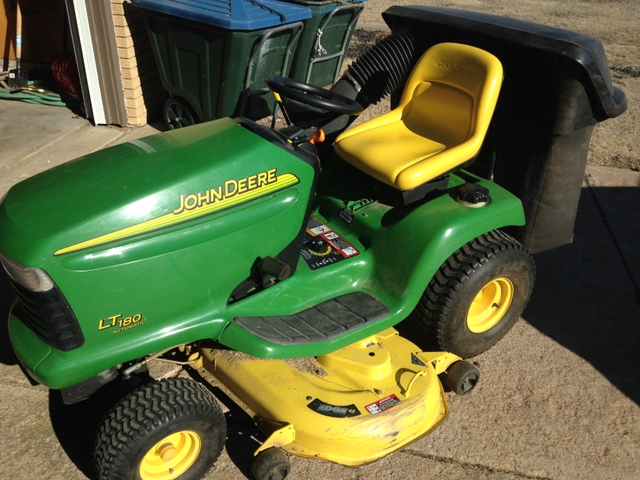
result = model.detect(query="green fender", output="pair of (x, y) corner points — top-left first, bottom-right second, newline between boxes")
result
(218, 172), (525, 358)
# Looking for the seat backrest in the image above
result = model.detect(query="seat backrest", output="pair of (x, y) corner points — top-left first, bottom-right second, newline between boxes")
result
(403, 81), (475, 147)
(398, 42), (503, 150)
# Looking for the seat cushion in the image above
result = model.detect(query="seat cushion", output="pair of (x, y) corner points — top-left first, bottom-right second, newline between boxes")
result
(334, 118), (446, 188)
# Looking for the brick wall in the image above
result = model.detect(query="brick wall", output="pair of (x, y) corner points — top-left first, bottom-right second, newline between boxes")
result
(111, 0), (165, 126)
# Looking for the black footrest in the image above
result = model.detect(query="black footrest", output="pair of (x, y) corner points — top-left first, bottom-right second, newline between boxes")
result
(234, 292), (391, 345)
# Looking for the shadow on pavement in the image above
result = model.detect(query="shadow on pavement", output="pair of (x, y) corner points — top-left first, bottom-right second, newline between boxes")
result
(48, 390), (105, 479)
(203, 386), (265, 479)
(0, 269), (18, 365)
(523, 185), (640, 405)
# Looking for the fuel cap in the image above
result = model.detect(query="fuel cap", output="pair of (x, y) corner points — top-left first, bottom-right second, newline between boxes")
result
(456, 183), (490, 208)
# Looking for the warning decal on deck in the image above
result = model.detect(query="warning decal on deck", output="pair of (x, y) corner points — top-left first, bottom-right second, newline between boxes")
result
(301, 216), (360, 270)
(365, 394), (401, 415)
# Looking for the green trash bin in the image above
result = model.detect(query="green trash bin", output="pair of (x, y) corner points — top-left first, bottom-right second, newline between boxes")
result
(286, 0), (366, 87)
(132, 0), (312, 128)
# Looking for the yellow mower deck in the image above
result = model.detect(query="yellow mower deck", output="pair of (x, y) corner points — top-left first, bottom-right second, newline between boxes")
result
(197, 328), (461, 466)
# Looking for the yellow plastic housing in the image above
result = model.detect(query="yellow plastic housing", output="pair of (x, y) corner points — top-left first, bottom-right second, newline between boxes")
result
(199, 329), (461, 466)
(335, 42), (503, 191)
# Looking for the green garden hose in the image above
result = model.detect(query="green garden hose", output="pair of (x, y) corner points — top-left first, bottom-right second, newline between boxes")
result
(0, 80), (80, 107)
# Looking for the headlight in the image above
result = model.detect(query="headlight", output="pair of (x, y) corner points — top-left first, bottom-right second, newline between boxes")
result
(0, 250), (55, 292)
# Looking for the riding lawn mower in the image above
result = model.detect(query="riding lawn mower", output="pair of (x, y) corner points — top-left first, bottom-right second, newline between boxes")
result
(0, 6), (626, 480)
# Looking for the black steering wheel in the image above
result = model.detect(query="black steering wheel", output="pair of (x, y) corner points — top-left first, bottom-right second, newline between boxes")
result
(266, 76), (363, 116)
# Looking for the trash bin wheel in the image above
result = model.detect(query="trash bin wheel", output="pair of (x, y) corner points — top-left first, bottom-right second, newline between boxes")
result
(266, 75), (362, 115)
(252, 447), (291, 480)
(94, 377), (226, 480)
(164, 97), (197, 130)
(446, 360), (480, 395)
(408, 230), (535, 358)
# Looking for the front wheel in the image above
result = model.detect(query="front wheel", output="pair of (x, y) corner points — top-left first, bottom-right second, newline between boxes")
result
(407, 230), (535, 358)
(94, 377), (227, 480)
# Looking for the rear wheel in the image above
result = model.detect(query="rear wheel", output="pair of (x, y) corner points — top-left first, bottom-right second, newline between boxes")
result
(408, 230), (535, 358)
(94, 377), (226, 480)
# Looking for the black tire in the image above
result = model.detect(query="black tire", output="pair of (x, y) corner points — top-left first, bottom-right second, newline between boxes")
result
(446, 360), (480, 395)
(164, 97), (197, 130)
(408, 230), (535, 358)
(252, 447), (291, 480)
(94, 377), (226, 480)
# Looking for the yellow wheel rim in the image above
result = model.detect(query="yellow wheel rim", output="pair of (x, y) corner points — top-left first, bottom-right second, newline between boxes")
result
(139, 430), (202, 480)
(467, 277), (514, 333)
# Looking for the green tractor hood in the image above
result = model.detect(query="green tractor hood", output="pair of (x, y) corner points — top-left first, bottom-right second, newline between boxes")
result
(0, 118), (302, 268)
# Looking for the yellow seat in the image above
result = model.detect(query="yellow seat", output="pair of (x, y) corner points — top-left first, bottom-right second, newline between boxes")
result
(334, 43), (503, 192)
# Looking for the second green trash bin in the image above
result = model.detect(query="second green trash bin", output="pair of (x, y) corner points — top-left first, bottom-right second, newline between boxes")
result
(285, 0), (366, 87)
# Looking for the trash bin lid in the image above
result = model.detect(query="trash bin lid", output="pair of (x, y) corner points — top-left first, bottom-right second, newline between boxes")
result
(132, 0), (312, 30)
(282, 0), (366, 5)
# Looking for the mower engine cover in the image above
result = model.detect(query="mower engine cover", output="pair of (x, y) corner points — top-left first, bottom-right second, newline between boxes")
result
(0, 118), (316, 389)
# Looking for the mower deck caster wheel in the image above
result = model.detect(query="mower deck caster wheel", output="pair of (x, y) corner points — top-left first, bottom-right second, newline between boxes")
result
(252, 447), (291, 480)
(447, 360), (480, 395)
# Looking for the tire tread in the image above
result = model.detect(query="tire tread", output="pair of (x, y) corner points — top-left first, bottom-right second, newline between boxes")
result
(94, 377), (225, 480)
(407, 230), (535, 355)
